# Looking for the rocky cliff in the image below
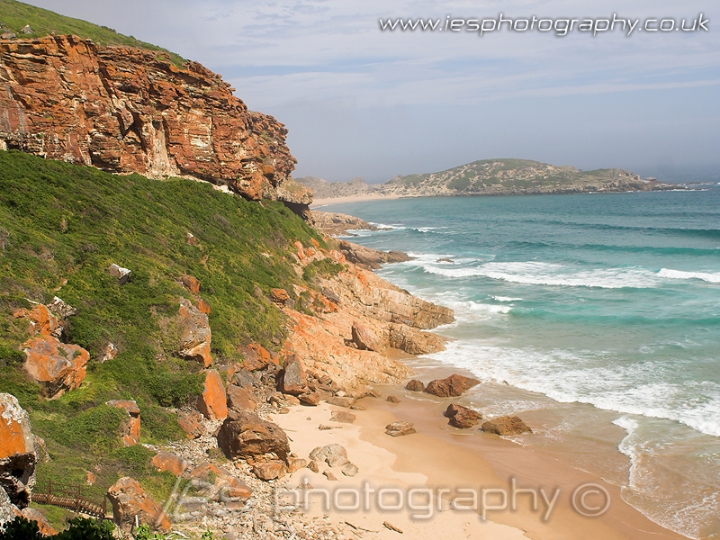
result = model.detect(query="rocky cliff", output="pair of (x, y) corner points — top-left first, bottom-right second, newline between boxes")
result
(0, 35), (311, 211)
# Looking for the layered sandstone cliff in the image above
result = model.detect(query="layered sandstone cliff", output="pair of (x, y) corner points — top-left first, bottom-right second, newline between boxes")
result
(0, 35), (310, 209)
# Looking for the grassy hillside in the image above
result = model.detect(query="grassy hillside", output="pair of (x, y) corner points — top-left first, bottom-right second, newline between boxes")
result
(0, 150), (326, 520)
(0, 0), (184, 65)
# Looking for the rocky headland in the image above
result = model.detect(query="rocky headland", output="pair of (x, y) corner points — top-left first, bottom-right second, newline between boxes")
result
(300, 158), (678, 204)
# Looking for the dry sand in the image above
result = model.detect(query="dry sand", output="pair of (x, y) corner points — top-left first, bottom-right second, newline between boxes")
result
(311, 193), (404, 208)
(273, 391), (685, 540)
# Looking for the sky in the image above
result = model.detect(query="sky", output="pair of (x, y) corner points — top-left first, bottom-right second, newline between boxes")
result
(21, 0), (720, 183)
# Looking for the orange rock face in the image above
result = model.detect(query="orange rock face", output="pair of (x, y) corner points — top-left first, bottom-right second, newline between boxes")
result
(151, 452), (187, 476)
(106, 400), (141, 446)
(0, 36), (311, 207)
(13, 304), (61, 337)
(20, 508), (56, 536)
(181, 275), (201, 294)
(107, 477), (170, 531)
(197, 370), (228, 421)
(177, 410), (205, 439)
(22, 335), (89, 399)
(0, 394), (36, 509)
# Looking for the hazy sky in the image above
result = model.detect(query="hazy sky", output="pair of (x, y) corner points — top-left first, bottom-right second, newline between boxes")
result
(22, 0), (720, 182)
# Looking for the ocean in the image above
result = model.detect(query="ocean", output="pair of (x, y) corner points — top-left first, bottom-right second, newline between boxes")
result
(321, 184), (720, 539)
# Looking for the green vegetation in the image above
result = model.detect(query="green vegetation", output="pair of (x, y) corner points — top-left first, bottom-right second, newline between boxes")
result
(0, 150), (325, 518)
(0, 0), (184, 66)
(302, 259), (345, 281)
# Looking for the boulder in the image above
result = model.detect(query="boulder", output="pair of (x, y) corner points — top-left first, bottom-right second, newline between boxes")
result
(226, 385), (257, 413)
(108, 264), (131, 285)
(424, 374), (479, 398)
(351, 321), (385, 352)
(197, 370), (228, 421)
(405, 380), (425, 392)
(481, 416), (532, 436)
(100, 342), (118, 362)
(298, 392), (320, 406)
(151, 452), (187, 476)
(330, 410), (356, 424)
(270, 288), (290, 304)
(180, 275), (201, 294)
(386, 395), (400, 403)
(309, 444), (348, 468)
(106, 400), (141, 446)
(107, 477), (170, 531)
(253, 461), (287, 481)
(323, 470), (339, 481)
(0, 394), (36, 508)
(307, 460), (321, 473)
(385, 421), (416, 437)
(287, 457), (307, 473)
(22, 335), (89, 399)
(278, 355), (307, 396)
(444, 404), (482, 429)
(12, 304), (61, 338)
(240, 343), (278, 371)
(217, 411), (290, 462)
(177, 410), (205, 439)
(178, 299), (212, 367)
(340, 462), (359, 477)
(45, 297), (77, 322)
(325, 396), (354, 408)
(189, 464), (252, 501)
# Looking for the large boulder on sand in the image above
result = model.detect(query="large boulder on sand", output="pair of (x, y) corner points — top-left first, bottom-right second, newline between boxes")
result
(107, 477), (170, 531)
(309, 444), (348, 468)
(278, 355), (307, 396)
(217, 411), (290, 462)
(481, 416), (532, 436)
(424, 374), (479, 398)
(444, 404), (482, 429)
(22, 335), (89, 399)
(0, 394), (36, 508)
(405, 380), (425, 392)
(385, 421), (416, 437)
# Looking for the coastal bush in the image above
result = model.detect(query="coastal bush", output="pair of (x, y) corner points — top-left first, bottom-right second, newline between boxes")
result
(0, 150), (325, 526)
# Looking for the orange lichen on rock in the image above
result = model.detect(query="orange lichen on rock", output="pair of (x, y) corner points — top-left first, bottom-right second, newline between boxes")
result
(22, 335), (89, 399)
(197, 370), (228, 421)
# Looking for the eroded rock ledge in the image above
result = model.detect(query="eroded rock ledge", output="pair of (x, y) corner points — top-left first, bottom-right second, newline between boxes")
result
(0, 35), (311, 212)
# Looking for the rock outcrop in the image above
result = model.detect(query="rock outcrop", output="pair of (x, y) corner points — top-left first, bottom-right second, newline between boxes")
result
(424, 374), (479, 398)
(107, 477), (170, 531)
(385, 421), (416, 437)
(0, 394), (36, 508)
(0, 35), (312, 213)
(338, 241), (412, 270)
(444, 404), (482, 429)
(22, 335), (89, 399)
(310, 211), (376, 236)
(106, 400), (141, 446)
(177, 298), (212, 367)
(197, 370), (228, 421)
(481, 416), (532, 436)
(217, 411), (290, 463)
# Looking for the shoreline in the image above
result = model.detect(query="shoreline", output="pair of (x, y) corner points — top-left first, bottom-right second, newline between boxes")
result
(273, 362), (686, 540)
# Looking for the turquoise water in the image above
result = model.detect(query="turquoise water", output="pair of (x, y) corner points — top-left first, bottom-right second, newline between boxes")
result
(322, 186), (720, 539)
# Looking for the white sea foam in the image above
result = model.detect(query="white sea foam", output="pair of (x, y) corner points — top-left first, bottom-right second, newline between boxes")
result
(419, 260), (660, 289)
(659, 268), (720, 284)
(491, 295), (523, 302)
(425, 340), (720, 438)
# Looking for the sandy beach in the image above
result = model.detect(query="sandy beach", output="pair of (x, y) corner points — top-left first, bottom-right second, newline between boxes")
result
(272, 357), (686, 540)
(311, 193), (404, 208)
